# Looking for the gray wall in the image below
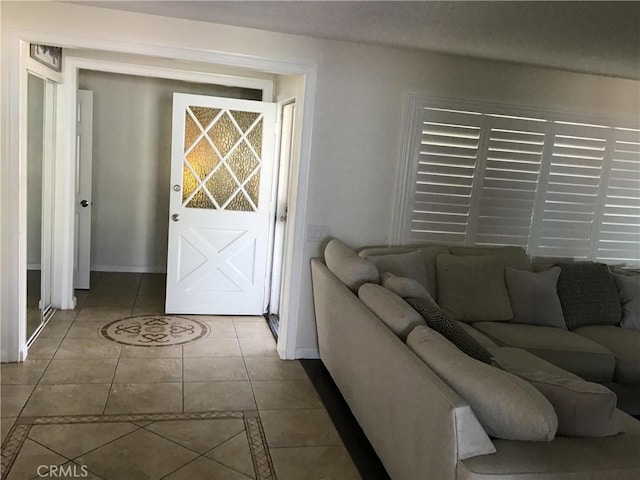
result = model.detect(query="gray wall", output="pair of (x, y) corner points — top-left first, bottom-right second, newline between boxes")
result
(78, 70), (260, 272)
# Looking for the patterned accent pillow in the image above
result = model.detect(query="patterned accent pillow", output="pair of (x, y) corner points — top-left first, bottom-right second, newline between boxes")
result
(556, 262), (621, 329)
(405, 298), (493, 364)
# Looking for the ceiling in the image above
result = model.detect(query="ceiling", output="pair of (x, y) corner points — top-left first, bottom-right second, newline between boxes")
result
(72, 1), (640, 79)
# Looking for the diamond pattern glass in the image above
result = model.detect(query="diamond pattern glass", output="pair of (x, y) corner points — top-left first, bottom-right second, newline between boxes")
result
(247, 119), (263, 157)
(227, 142), (259, 183)
(184, 113), (200, 152)
(182, 106), (262, 212)
(208, 112), (241, 157)
(230, 110), (260, 133)
(206, 165), (237, 207)
(189, 106), (220, 130)
(226, 191), (253, 211)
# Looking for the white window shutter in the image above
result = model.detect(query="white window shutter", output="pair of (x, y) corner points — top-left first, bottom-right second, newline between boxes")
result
(409, 107), (483, 244)
(596, 127), (640, 264)
(534, 122), (609, 259)
(399, 96), (640, 266)
(472, 115), (547, 247)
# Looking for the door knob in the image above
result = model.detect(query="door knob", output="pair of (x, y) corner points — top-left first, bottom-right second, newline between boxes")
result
(80, 200), (89, 208)
(172, 213), (180, 222)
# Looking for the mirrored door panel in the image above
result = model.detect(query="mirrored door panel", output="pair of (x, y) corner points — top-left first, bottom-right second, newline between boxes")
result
(26, 72), (55, 343)
(26, 73), (45, 341)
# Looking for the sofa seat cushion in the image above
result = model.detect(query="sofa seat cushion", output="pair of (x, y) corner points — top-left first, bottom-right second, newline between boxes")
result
(573, 326), (640, 385)
(473, 322), (615, 382)
(459, 432), (640, 480)
(489, 347), (581, 380)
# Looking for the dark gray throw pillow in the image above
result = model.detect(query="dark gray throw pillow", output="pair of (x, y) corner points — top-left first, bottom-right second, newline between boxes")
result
(556, 262), (621, 330)
(405, 297), (493, 364)
(612, 272), (640, 330)
(505, 266), (567, 329)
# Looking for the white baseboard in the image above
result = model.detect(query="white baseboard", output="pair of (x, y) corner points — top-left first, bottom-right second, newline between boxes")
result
(295, 347), (320, 359)
(90, 264), (167, 274)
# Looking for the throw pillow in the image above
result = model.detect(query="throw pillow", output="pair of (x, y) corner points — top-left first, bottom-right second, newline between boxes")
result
(365, 250), (430, 291)
(436, 254), (513, 322)
(556, 262), (621, 329)
(497, 364), (619, 437)
(324, 239), (379, 291)
(407, 326), (558, 442)
(504, 266), (567, 329)
(612, 273), (640, 330)
(381, 272), (431, 300)
(406, 298), (493, 364)
(358, 283), (425, 341)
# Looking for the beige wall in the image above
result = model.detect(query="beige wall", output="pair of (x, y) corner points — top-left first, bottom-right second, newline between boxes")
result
(2, 1), (638, 355)
(77, 70), (260, 272)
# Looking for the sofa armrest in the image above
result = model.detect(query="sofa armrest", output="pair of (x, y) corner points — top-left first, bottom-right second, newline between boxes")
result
(311, 259), (495, 480)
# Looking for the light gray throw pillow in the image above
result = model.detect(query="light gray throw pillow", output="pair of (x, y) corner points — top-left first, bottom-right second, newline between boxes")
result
(612, 273), (640, 330)
(365, 250), (430, 291)
(505, 266), (567, 329)
(407, 326), (558, 442)
(436, 254), (513, 322)
(324, 239), (379, 291)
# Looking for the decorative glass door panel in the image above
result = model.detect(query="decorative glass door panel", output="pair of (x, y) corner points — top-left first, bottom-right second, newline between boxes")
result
(166, 94), (276, 315)
(182, 106), (264, 212)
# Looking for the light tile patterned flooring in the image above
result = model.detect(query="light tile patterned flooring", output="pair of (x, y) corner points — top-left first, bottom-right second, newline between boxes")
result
(1, 272), (360, 479)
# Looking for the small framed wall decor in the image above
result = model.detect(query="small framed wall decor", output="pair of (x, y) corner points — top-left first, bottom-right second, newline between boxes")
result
(29, 44), (62, 72)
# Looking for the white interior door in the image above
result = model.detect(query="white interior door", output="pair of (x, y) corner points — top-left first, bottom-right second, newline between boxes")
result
(73, 90), (93, 289)
(166, 93), (276, 314)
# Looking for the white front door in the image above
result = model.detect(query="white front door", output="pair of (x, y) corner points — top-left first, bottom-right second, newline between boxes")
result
(166, 94), (276, 314)
(73, 90), (93, 289)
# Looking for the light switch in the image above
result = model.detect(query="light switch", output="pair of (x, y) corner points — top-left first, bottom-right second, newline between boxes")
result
(306, 224), (331, 242)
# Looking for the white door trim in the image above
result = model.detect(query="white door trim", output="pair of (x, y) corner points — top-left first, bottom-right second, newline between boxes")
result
(2, 28), (317, 361)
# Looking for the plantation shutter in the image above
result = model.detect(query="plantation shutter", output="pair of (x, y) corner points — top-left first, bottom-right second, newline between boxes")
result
(402, 97), (640, 266)
(533, 122), (609, 259)
(410, 107), (483, 243)
(595, 128), (640, 263)
(473, 116), (546, 248)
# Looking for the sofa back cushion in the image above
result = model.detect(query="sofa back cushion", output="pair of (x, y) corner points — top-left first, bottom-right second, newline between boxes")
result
(556, 262), (621, 329)
(505, 266), (567, 329)
(359, 245), (449, 299)
(324, 239), (379, 291)
(364, 250), (429, 291)
(358, 283), (425, 341)
(450, 246), (532, 271)
(436, 254), (513, 322)
(407, 326), (558, 441)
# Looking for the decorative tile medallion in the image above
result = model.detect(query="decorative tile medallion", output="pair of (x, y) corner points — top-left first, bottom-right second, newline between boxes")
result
(1, 411), (275, 480)
(99, 315), (210, 347)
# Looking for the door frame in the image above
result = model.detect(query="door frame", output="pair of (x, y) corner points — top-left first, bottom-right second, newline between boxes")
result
(2, 28), (317, 361)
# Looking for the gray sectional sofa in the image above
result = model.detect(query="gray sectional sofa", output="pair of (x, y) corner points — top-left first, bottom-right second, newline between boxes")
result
(311, 240), (640, 480)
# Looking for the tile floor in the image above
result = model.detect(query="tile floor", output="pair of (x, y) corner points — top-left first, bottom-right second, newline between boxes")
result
(1, 272), (361, 479)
